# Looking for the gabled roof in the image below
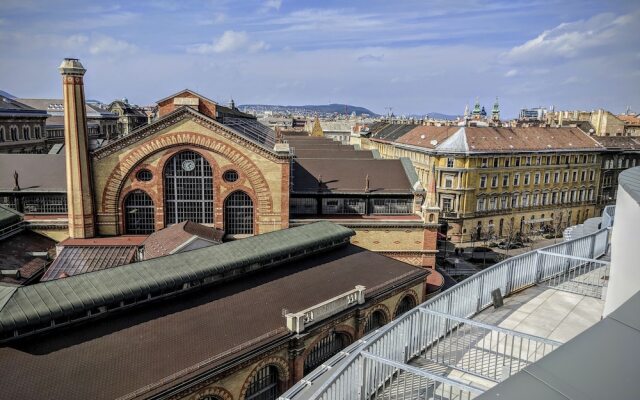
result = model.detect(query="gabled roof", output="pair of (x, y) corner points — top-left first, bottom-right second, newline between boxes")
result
(143, 221), (223, 259)
(93, 105), (284, 160)
(155, 89), (219, 106)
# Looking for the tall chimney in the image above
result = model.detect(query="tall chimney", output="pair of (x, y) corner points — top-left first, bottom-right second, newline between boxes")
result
(59, 58), (95, 238)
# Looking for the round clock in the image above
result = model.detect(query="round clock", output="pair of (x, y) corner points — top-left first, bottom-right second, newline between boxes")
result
(181, 159), (196, 172)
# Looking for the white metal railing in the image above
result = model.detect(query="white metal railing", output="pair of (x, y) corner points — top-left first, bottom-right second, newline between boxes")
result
(280, 206), (613, 400)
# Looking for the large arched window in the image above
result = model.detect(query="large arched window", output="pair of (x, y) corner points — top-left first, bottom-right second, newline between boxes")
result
(246, 365), (280, 400)
(10, 126), (18, 141)
(304, 332), (350, 375)
(394, 295), (417, 318)
(164, 151), (213, 225)
(224, 190), (254, 235)
(124, 190), (155, 234)
(23, 126), (30, 140)
(363, 309), (388, 334)
(199, 396), (223, 400)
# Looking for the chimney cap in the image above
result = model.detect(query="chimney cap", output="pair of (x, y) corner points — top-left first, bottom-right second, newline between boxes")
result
(59, 58), (86, 76)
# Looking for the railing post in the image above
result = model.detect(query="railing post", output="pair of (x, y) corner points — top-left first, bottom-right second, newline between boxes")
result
(359, 355), (367, 400)
(589, 234), (596, 259)
(535, 250), (544, 283)
(477, 275), (485, 312)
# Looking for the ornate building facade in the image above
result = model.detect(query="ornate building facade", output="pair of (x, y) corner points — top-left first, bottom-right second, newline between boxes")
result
(0, 59), (439, 273)
(361, 124), (606, 243)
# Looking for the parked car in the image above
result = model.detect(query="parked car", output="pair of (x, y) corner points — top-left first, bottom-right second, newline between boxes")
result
(469, 247), (501, 262)
(498, 241), (524, 250)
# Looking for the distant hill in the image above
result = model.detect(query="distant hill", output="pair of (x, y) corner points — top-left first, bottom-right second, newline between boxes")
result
(239, 103), (379, 116)
(0, 90), (16, 99)
(425, 112), (459, 121)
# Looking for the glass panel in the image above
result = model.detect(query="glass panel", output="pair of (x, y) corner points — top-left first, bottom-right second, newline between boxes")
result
(224, 191), (254, 234)
(164, 151), (214, 225)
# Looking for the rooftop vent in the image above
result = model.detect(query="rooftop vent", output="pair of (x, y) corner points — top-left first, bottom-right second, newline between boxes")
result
(420, 134), (426, 139)
(430, 139), (438, 146)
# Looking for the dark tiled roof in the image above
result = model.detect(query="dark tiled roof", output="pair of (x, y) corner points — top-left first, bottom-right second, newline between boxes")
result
(143, 221), (223, 259)
(0, 154), (66, 192)
(292, 158), (413, 194)
(0, 230), (55, 284)
(0, 244), (425, 400)
(395, 126), (604, 153)
(293, 148), (375, 159)
(591, 136), (640, 150)
(369, 123), (421, 142)
(0, 96), (47, 117)
(41, 245), (139, 281)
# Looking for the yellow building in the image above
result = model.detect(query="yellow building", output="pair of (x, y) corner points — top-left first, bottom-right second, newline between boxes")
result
(361, 124), (604, 243)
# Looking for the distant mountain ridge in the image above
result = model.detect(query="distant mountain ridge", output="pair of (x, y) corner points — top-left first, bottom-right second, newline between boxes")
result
(239, 103), (378, 116)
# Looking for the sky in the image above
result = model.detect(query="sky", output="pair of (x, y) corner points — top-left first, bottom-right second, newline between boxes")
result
(0, 0), (638, 118)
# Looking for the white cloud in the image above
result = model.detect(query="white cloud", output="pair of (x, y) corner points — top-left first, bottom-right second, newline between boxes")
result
(264, 0), (282, 11)
(88, 35), (137, 55)
(188, 31), (268, 54)
(505, 11), (638, 63)
(505, 69), (518, 77)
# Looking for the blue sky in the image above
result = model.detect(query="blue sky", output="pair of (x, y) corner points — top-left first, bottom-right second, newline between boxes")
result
(0, 0), (638, 117)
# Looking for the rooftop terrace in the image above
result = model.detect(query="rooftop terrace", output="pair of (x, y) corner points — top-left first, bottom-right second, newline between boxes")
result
(281, 205), (616, 400)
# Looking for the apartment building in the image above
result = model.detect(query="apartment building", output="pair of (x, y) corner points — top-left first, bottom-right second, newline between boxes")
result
(361, 125), (604, 243)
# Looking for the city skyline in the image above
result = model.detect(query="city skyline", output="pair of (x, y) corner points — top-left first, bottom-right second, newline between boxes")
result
(0, 0), (638, 117)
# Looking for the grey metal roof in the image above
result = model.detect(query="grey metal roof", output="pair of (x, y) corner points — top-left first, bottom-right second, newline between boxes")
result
(41, 245), (139, 281)
(477, 290), (640, 400)
(0, 221), (354, 336)
(0, 154), (66, 192)
(618, 166), (640, 204)
(0, 204), (21, 229)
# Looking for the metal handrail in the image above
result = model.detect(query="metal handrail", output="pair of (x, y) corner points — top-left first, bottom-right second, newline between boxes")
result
(280, 205), (614, 399)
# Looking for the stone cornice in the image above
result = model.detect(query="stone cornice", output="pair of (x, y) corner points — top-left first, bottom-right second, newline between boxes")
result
(93, 107), (290, 163)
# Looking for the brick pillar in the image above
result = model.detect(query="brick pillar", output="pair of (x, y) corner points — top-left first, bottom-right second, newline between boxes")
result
(59, 58), (95, 238)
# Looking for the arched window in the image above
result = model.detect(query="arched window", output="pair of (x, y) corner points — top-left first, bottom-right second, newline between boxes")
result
(364, 309), (388, 334)
(10, 126), (18, 141)
(395, 295), (417, 318)
(199, 396), (223, 400)
(34, 125), (41, 139)
(0, 127), (4, 142)
(304, 332), (350, 375)
(124, 190), (155, 234)
(23, 126), (30, 140)
(224, 191), (254, 235)
(246, 365), (280, 400)
(164, 151), (213, 225)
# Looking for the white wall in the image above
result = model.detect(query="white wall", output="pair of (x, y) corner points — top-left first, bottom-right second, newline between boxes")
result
(603, 180), (640, 316)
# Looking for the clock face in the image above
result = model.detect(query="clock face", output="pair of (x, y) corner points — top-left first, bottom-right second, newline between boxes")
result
(181, 159), (196, 172)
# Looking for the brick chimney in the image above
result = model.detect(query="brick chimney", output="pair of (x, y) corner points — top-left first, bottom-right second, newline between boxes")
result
(59, 58), (95, 238)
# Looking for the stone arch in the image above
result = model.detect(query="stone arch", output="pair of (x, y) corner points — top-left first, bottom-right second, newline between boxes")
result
(392, 289), (420, 318)
(194, 386), (234, 400)
(101, 131), (274, 233)
(360, 303), (391, 336)
(239, 356), (289, 400)
(301, 324), (356, 362)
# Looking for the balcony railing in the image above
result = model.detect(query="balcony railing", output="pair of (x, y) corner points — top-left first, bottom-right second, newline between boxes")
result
(281, 205), (614, 400)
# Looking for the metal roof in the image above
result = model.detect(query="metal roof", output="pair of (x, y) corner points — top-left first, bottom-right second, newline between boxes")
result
(0, 221), (354, 336)
(41, 245), (139, 281)
(619, 166), (640, 204)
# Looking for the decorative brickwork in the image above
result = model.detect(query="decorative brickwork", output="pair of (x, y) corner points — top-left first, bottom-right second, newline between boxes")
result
(239, 356), (289, 400)
(99, 132), (276, 234)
